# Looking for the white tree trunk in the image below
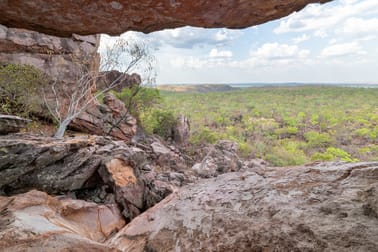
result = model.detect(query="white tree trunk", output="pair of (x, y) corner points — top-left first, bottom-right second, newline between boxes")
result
(54, 119), (71, 139)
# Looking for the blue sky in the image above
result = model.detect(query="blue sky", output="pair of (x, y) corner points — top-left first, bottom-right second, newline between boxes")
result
(99, 0), (378, 84)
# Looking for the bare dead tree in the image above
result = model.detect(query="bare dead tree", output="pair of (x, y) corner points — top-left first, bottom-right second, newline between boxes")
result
(43, 38), (155, 139)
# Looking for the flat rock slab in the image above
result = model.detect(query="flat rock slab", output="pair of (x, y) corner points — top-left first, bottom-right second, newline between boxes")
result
(108, 162), (378, 252)
(0, 114), (31, 135)
(0, 0), (332, 36)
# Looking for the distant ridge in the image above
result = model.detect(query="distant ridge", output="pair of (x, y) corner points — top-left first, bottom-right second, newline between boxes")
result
(158, 83), (378, 92)
(157, 84), (238, 93)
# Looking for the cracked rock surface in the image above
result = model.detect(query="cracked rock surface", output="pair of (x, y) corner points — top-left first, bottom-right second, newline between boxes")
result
(108, 162), (378, 252)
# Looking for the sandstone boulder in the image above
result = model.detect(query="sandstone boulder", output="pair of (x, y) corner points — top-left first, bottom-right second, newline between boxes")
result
(191, 140), (242, 178)
(0, 1), (332, 36)
(0, 114), (31, 135)
(108, 162), (378, 252)
(72, 93), (137, 141)
(0, 135), (183, 221)
(173, 114), (190, 146)
(0, 190), (124, 251)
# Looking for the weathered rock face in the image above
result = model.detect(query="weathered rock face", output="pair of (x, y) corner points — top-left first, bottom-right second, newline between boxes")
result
(0, 114), (30, 135)
(0, 25), (138, 140)
(0, 24), (100, 84)
(0, 135), (185, 221)
(191, 140), (243, 178)
(0, 0), (332, 36)
(173, 114), (190, 146)
(72, 93), (137, 141)
(0, 190), (124, 251)
(108, 162), (378, 252)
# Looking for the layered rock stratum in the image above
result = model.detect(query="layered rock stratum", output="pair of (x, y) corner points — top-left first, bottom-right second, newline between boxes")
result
(0, 0), (332, 36)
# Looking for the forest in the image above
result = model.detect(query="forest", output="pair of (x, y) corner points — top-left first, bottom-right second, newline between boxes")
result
(143, 86), (378, 166)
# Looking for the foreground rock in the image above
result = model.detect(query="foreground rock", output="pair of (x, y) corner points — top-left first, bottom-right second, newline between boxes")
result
(0, 114), (31, 135)
(0, 135), (184, 221)
(0, 0), (332, 36)
(0, 190), (123, 251)
(108, 162), (378, 252)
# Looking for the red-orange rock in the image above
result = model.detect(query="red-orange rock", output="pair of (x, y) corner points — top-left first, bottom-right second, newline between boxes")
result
(0, 190), (125, 251)
(107, 162), (378, 252)
(0, 0), (332, 36)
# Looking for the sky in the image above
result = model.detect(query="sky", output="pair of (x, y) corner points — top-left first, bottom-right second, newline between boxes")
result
(99, 0), (378, 84)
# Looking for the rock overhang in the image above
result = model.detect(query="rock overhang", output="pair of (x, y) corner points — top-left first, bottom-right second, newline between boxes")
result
(0, 0), (333, 37)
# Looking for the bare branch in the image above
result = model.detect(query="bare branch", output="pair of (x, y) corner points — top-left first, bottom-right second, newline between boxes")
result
(43, 37), (155, 138)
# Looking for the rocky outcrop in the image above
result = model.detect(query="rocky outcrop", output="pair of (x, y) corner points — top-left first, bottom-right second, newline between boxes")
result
(0, 24), (99, 121)
(191, 140), (243, 178)
(0, 114), (31, 134)
(173, 114), (190, 146)
(0, 24), (99, 85)
(0, 25), (138, 140)
(0, 135), (185, 221)
(0, 190), (124, 251)
(72, 93), (137, 141)
(96, 71), (142, 93)
(1, 134), (378, 251)
(0, 0), (332, 36)
(108, 162), (378, 252)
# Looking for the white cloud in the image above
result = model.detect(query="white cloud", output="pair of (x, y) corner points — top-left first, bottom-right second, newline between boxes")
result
(320, 42), (365, 58)
(149, 27), (242, 49)
(209, 48), (233, 58)
(274, 0), (378, 34)
(292, 34), (309, 44)
(251, 43), (310, 60)
(168, 42), (312, 72)
(340, 17), (378, 34)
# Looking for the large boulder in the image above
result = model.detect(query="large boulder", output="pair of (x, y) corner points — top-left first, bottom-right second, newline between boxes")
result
(0, 190), (124, 251)
(191, 140), (243, 178)
(0, 135), (183, 221)
(72, 93), (137, 141)
(0, 1), (332, 36)
(173, 114), (190, 146)
(108, 162), (378, 252)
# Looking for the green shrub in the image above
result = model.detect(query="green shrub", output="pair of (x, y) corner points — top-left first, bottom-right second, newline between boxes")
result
(264, 141), (307, 166)
(311, 147), (359, 162)
(304, 131), (332, 148)
(191, 127), (222, 145)
(0, 63), (48, 117)
(141, 109), (177, 139)
(115, 86), (161, 119)
(274, 126), (298, 138)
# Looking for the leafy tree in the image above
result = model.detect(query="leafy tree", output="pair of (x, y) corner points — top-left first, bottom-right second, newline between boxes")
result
(142, 109), (177, 139)
(115, 86), (161, 121)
